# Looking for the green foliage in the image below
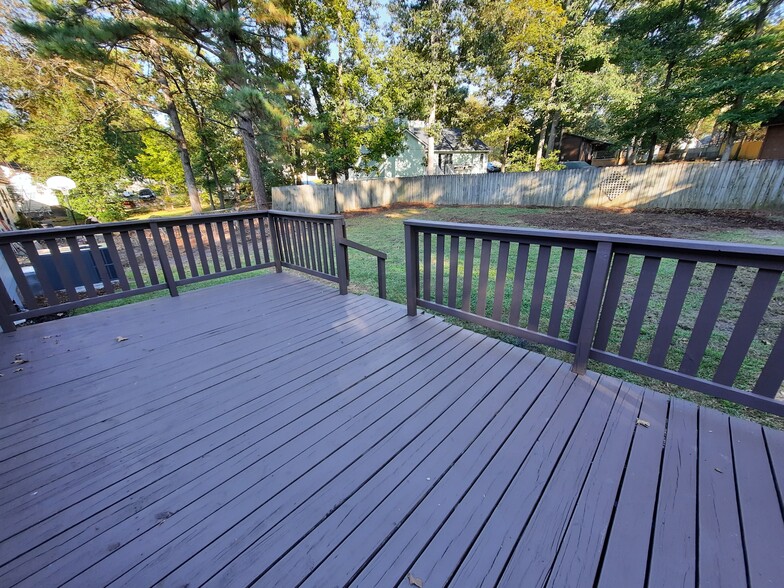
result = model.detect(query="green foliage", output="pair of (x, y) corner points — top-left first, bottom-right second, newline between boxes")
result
(506, 150), (563, 172)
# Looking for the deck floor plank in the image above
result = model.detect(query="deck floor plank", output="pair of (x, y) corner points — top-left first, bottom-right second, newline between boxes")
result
(0, 272), (781, 588)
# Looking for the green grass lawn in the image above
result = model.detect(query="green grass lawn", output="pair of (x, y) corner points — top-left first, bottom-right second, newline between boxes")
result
(340, 205), (784, 429)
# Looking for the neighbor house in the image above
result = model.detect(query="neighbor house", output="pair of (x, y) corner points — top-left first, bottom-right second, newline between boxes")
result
(558, 133), (612, 165)
(351, 121), (490, 180)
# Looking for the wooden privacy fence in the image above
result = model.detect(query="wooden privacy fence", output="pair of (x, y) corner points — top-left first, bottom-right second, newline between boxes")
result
(404, 219), (784, 415)
(273, 160), (784, 214)
(0, 210), (386, 332)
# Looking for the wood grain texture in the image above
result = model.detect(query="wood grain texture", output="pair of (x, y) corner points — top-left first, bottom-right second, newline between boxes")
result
(1, 272), (782, 588)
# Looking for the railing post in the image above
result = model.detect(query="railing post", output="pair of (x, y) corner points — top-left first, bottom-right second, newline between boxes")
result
(333, 218), (349, 294)
(0, 283), (17, 333)
(266, 212), (283, 272)
(149, 222), (178, 298)
(572, 241), (613, 374)
(404, 222), (419, 316)
(377, 257), (387, 300)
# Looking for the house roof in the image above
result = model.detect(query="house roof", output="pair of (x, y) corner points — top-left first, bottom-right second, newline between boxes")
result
(408, 126), (490, 153)
(562, 132), (612, 149)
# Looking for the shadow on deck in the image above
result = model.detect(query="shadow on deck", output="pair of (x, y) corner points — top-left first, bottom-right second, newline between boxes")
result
(1, 273), (783, 587)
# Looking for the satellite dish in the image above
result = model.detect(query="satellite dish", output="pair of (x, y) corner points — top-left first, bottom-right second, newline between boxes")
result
(46, 176), (76, 192)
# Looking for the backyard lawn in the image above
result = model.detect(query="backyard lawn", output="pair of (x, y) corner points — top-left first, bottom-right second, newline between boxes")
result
(339, 205), (784, 428)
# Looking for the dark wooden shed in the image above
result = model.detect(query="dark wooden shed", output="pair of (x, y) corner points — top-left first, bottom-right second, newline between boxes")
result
(759, 103), (784, 160)
(558, 133), (612, 163)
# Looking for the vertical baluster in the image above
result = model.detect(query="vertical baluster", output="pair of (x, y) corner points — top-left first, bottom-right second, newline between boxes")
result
(528, 244), (551, 331)
(102, 232), (132, 291)
(0, 243), (39, 308)
(435, 234), (445, 304)
(204, 222), (222, 274)
(508, 242), (530, 326)
(237, 219), (252, 267)
(228, 219), (243, 268)
(247, 218), (262, 265)
(135, 229), (160, 285)
(21, 241), (58, 305)
(547, 247), (574, 337)
(594, 253), (630, 350)
(492, 240), (511, 321)
(714, 269), (781, 386)
(216, 221), (233, 270)
(40, 238), (78, 302)
(572, 242), (613, 374)
(165, 226), (187, 280)
(754, 326), (784, 397)
(569, 250), (596, 342)
(307, 222), (319, 272)
(65, 236), (97, 298)
(404, 223), (419, 315)
(423, 232), (432, 301)
(461, 237), (476, 312)
(325, 222), (336, 274)
(648, 259), (696, 366)
(150, 222), (177, 297)
(447, 235), (460, 308)
(679, 264), (736, 376)
(475, 239), (492, 316)
(618, 256), (661, 358)
(119, 231), (145, 288)
(310, 222), (323, 273)
(85, 234), (115, 294)
(179, 225), (200, 278)
(319, 223), (330, 274)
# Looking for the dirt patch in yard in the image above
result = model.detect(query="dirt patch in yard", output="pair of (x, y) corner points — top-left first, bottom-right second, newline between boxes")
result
(345, 203), (784, 240)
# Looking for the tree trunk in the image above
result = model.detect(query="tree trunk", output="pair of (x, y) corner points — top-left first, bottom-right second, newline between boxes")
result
(427, 85), (437, 175)
(626, 136), (637, 165)
(534, 116), (548, 172)
(721, 120), (739, 162)
(153, 61), (201, 214)
(236, 112), (268, 209)
(501, 133), (510, 173)
(645, 132), (658, 165)
(221, 27), (267, 208)
(546, 111), (560, 155)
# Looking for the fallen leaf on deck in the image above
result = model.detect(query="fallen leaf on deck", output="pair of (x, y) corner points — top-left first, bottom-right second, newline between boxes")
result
(115, 336), (128, 342)
(12, 359), (28, 365)
(407, 573), (424, 587)
(714, 467), (723, 474)
(636, 418), (650, 428)
(107, 542), (121, 552)
(14, 368), (23, 373)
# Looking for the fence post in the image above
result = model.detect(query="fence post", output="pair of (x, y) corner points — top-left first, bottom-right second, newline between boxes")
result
(404, 222), (419, 316)
(149, 222), (178, 298)
(266, 213), (283, 272)
(572, 241), (613, 374)
(333, 217), (349, 294)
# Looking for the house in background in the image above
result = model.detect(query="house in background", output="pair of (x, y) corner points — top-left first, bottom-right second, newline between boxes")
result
(0, 162), (58, 218)
(0, 175), (18, 228)
(759, 103), (784, 160)
(351, 121), (490, 180)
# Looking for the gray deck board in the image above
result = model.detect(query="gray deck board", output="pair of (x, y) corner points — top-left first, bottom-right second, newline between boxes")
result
(0, 272), (782, 587)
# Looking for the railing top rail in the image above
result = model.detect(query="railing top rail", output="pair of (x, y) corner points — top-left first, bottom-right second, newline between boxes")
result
(268, 209), (344, 220)
(403, 219), (784, 259)
(0, 209), (345, 244)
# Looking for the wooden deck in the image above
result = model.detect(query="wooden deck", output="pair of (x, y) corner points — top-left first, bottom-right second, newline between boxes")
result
(1, 272), (783, 587)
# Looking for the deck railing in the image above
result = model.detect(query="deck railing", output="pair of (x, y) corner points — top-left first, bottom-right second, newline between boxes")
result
(0, 210), (386, 332)
(404, 219), (784, 415)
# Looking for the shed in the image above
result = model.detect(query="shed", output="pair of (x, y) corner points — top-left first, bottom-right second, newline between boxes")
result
(759, 103), (784, 160)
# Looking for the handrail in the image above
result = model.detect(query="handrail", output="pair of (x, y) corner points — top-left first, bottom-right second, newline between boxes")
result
(338, 237), (387, 299)
(0, 209), (387, 331)
(404, 218), (784, 416)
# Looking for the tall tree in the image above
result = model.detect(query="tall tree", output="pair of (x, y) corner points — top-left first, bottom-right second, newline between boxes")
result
(607, 0), (726, 164)
(466, 0), (566, 171)
(130, 0), (294, 209)
(388, 0), (465, 174)
(697, 0), (784, 161)
(15, 2), (205, 213)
